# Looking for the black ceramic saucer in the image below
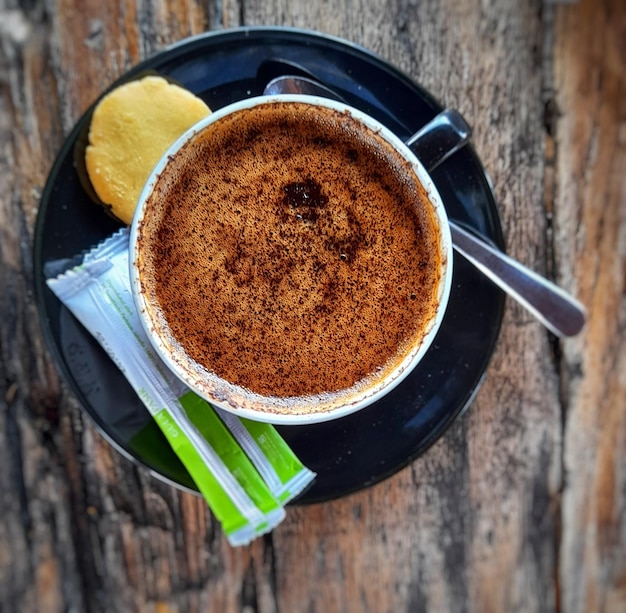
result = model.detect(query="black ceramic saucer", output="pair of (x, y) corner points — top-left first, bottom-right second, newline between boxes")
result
(33, 27), (505, 504)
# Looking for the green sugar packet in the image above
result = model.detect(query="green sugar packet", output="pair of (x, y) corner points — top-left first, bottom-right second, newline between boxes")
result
(216, 409), (314, 504)
(47, 228), (315, 545)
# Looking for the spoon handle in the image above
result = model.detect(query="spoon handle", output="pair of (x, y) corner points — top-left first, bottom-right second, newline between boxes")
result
(450, 223), (586, 337)
(410, 110), (586, 337)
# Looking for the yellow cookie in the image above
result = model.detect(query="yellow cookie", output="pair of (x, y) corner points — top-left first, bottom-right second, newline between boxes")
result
(85, 75), (211, 224)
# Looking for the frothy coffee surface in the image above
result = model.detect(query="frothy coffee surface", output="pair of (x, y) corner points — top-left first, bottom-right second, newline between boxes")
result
(137, 101), (442, 412)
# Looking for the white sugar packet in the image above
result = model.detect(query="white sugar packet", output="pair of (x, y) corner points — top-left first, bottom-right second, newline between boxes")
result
(47, 228), (315, 545)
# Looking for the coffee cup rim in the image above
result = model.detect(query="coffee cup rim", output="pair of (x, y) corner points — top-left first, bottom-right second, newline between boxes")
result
(129, 94), (453, 424)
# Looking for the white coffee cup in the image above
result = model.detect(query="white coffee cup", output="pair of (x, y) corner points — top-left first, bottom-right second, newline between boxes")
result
(130, 95), (453, 424)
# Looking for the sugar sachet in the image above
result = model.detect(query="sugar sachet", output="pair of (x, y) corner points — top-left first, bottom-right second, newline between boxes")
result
(46, 228), (315, 545)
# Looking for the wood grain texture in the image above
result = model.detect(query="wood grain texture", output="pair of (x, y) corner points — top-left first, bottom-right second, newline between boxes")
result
(553, 1), (626, 611)
(0, 0), (623, 611)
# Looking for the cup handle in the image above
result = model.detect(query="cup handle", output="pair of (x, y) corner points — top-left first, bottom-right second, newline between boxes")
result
(405, 109), (472, 173)
(407, 110), (587, 337)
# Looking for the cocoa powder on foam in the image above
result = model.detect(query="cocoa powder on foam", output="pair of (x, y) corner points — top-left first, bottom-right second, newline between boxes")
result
(137, 101), (442, 408)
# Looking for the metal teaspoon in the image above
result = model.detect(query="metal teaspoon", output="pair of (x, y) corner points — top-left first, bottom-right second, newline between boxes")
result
(263, 75), (586, 337)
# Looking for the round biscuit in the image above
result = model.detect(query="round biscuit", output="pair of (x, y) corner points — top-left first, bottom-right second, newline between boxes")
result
(85, 76), (211, 224)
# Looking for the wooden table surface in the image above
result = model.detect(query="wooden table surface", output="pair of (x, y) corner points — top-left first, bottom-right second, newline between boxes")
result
(1, 0), (624, 611)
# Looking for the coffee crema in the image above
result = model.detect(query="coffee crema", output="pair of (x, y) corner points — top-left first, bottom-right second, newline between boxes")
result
(136, 101), (443, 415)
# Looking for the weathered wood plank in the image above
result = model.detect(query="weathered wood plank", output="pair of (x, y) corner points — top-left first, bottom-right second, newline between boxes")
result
(552, 1), (626, 611)
(0, 7), (85, 612)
